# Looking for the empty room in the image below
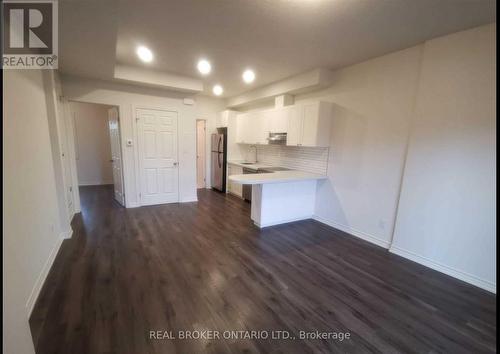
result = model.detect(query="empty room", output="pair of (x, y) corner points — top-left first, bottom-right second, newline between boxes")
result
(3, 1), (496, 353)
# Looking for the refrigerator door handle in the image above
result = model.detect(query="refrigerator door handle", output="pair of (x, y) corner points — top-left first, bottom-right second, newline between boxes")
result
(217, 136), (222, 153)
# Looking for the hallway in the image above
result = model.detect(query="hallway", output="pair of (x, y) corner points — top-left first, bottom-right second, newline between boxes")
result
(30, 186), (496, 354)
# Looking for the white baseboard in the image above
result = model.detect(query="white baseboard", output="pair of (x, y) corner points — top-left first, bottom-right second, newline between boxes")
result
(390, 245), (496, 294)
(78, 182), (113, 186)
(312, 215), (391, 249)
(255, 215), (313, 228)
(180, 196), (198, 203)
(61, 228), (73, 239)
(127, 197), (198, 208)
(126, 201), (140, 208)
(25, 232), (65, 317)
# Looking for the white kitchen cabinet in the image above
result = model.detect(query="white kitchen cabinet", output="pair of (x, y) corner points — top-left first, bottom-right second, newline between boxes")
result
(236, 112), (252, 144)
(287, 102), (332, 147)
(236, 101), (332, 147)
(216, 110), (237, 128)
(285, 106), (302, 146)
(268, 107), (290, 133)
(236, 112), (268, 144)
(227, 164), (243, 197)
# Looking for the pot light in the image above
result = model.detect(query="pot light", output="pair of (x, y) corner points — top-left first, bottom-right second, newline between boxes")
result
(213, 84), (223, 96)
(197, 59), (212, 75)
(242, 69), (255, 83)
(136, 46), (153, 63)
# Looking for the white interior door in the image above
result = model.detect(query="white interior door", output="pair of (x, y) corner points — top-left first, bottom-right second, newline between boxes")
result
(107, 107), (125, 206)
(137, 108), (179, 205)
(196, 120), (206, 189)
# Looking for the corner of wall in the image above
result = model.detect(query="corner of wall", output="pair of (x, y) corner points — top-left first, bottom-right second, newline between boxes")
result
(25, 234), (64, 317)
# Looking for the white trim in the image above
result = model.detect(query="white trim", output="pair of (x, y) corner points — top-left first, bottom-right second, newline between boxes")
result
(389, 245), (496, 294)
(61, 228), (73, 239)
(64, 101), (82, 214)
(78, 182), (114, 187)
(25, 233), (66, 316)
(312, 215), (391, 249)
(180, 196), (198, 203)
(255, 215), (313, 228)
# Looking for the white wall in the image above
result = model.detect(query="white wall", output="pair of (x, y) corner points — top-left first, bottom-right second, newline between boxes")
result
(4, 70), (66, 354)
(299, 46), (423, 248)
(391, 24), (496, 292)
(70, 101), (114, 186)
(43, 71), (74, 235)
(228, 23), (496, 292)
(61, 76), (223, 206)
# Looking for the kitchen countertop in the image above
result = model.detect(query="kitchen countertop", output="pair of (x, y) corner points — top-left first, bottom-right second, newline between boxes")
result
(227, 160), (272, 171)
(229, 170), (327, 185)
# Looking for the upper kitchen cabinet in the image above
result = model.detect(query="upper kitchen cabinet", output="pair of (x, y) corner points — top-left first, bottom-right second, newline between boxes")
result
(236, 101), (332, 147)
(216, 110), (237, 128)
(268, 107), (290, 133)
(236, 111), (268, 144)
(287, 101), (332, 147)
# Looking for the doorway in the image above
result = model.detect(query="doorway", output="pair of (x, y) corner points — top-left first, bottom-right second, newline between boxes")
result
(69, 101), (125, 206)
(196, 120), (206, 189)
(108, 107), (125, 205)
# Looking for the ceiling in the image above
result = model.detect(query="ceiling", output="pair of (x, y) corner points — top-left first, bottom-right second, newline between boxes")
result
(59, 0), (496, 98)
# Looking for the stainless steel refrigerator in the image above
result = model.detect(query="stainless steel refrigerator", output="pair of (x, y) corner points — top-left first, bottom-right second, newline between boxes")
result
(211, 128), (227, 192)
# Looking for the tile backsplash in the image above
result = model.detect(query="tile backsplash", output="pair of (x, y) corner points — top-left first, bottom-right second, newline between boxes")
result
(240, 144), (329, 174)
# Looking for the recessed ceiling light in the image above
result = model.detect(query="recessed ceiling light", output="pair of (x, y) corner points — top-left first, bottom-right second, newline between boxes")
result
(136, 46), (153, 63)
(242, 69), (255, 84)
(197, 59), (212, 75)
(213, 84), (223, 96)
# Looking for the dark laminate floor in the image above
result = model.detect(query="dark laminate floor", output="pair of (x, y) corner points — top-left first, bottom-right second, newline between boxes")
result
(30, 185), (496, 354)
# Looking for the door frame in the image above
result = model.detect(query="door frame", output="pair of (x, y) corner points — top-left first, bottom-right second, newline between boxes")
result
(196, 119), (207, 189)
(57, 97), (77, 218)
(134, 106), (180, 206)
(66, 100), (127, 210)
(107, 106), (126, 206)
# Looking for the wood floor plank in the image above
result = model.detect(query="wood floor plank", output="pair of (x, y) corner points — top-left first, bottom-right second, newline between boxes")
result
(30, 185), (496, 354)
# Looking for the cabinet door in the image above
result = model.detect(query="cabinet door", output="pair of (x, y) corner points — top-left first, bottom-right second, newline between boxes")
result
(269, 108), (289, 133)
(228, 165), (243, 197)
(241, 112), (266, 145)
(286, 106), (302, 146)
(256, 111), (270, 144)
(236, 113), (249, 144)
(244, 112), (257, 144)
(217, 111), (228, 128)
(301, 103), (320, 147)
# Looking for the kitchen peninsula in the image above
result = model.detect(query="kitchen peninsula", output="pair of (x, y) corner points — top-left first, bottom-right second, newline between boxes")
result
(229, 169), (326, 228)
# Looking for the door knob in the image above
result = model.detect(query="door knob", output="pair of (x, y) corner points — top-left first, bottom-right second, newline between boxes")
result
(173, 162), (178, 166)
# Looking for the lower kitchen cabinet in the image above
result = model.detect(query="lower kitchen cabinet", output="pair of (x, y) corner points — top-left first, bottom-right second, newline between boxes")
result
(227, 164), (243, 197)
